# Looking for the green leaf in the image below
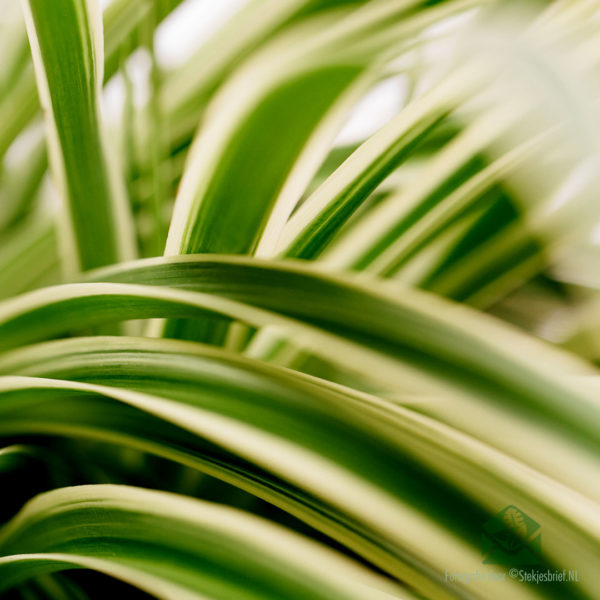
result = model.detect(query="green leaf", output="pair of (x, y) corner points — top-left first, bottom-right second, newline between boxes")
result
(0, 208), (59, 300)
(87, 256), (599, 437)
(165, 0), (482, 259)
(2, 3), (600, 599)
(318, 104), (521, 272)
(0, 0), (186, 164)
(0, 484), (409, 600)
(0, 344), (597, 597)
(22, 0), (136, 272)
(161, 0), (364, 148)
(0, 257), (598, 503)
(275, 73), (469, 259)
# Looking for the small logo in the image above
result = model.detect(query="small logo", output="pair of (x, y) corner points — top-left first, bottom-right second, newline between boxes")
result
(482, 505), (542, 565)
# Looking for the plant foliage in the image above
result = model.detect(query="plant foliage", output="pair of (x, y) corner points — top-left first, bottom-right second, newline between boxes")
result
(0, 0), (599, 599)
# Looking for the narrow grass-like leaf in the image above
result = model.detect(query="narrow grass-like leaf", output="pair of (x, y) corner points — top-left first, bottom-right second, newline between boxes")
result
(2, 372), (596, 599)
(0, 209), (59, 300)
(22, 0), (136, 271)
(319, 105), (522, 271)
(0, 257), (598, 500)
(88, 257), (599, 426)
(275, 71), (477, 259)
(165, 0), (483, 259)
(0, 0), (185, 165)
(0, 484), (409, 600)
(161, 0), (362, 149)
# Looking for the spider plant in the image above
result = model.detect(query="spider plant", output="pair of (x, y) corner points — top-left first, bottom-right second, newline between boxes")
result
(0, 0), (599, 599)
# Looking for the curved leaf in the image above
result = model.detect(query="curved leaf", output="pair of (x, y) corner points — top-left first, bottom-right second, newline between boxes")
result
(0, 484), (409, 600)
